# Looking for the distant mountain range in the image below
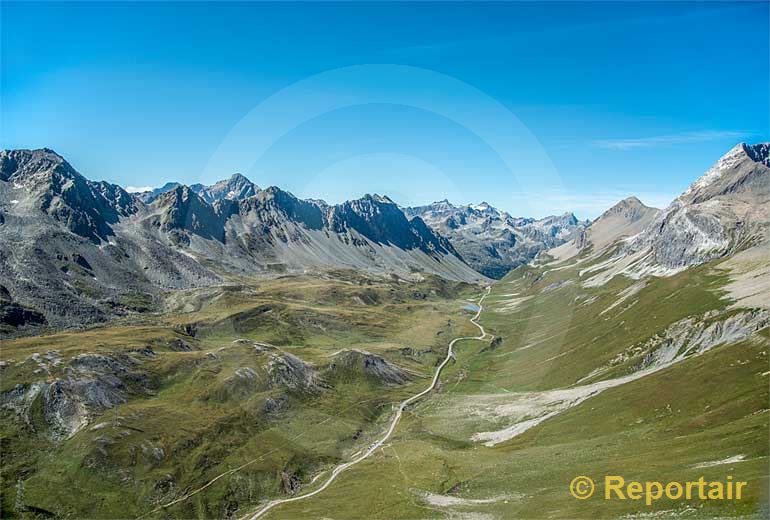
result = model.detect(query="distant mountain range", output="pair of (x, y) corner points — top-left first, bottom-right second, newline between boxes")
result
(136, 173), (259, 205)
(139, 176), (590, 279)
(1, 143), (768, 335)
(404, 200), (589, 278)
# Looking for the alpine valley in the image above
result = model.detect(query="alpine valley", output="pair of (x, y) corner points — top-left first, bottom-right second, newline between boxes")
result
(1, 143), (768, 519)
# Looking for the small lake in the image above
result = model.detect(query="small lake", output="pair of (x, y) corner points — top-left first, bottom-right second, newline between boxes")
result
(463, 304), (481, 312)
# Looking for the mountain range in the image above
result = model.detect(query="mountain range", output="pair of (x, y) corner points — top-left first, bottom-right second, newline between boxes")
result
(1, 142), (769, 520)
(142, 175), (590, 279)
(0, 149), (485, 334)
(1, 143), (768, 336)
(550, 142), (770, 281)
(405, 200), (588, 278)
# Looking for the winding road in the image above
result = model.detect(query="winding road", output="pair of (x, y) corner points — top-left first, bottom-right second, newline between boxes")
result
(243, 286), (492, 520)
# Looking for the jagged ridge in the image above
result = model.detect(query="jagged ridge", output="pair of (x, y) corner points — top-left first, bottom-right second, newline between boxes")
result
(405, 200), (588, 278)
(0, 149), (486, 334)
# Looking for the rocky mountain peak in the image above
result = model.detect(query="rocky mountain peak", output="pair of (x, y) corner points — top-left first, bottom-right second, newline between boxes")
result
(406, 199), (587, 278)
(545, 195), (660, 263)
(629, 141), (769, 269)
(601, 196), (653, 219)
(364, 193), (394, 204)
(538, 212), (579, 227)
(247, 186), (324, 230)
(742, 142), (770, 167)
(343, 194), (398, 216)
(467, 201), (501, 218)
(229, 172), (250, 183)
(190, 173), (259, 204)
(1, 148), (137, 242)
(330, 194), (454, 255)
(0, 148), (71, 183)
(135, 182), (181, 204)
(401, 199), (456, 217)
(620, 195), (643, 206)
(153, 183), (191, 204)
(151, 184), (225, 242)
(683, 142), (768, 200)
(258, 185), (307, 209)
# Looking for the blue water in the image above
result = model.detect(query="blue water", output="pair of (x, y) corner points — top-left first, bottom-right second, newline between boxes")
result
(463, 304), (480, 312)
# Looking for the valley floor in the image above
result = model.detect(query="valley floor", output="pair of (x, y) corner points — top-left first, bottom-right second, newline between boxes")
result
(1, 256), (768, 519)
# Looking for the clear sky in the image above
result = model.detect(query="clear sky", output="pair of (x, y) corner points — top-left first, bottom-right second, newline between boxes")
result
(2, 1), (768, 218)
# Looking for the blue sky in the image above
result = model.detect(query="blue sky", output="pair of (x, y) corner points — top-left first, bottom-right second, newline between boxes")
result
(2, 1), (768, 218)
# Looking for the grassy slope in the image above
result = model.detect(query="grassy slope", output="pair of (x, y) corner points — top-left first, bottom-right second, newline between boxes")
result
(0, 272), (478, 518)
(271, 252), (768, 519)
(2, 247), (768, 519)
(273, 334), (768, 519)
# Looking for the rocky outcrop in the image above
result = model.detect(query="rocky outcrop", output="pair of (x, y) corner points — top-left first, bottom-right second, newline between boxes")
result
(640, 309), (770, 368)
(1, 352), (155, 440)
(324, 350), (411, 386)
(211, 366), (264, 402)
(0, 284), (46, 332)
(267, 353), (321, 393)
(280, 471), (301, 495)
(603, 309), (770, 372)
(263, 395), (289, 414)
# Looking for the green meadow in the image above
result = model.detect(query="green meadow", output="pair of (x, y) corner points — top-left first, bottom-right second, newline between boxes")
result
(2, 254), (767, 519)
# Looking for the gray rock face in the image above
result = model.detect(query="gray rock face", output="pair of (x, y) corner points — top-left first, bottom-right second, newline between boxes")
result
(149, 185), (227, 243)
(0, 150), (182, 332)
(263, 395), (289, 414)
(630, 142), (770, 269)
(0, 149), (137, 243)
(0, 149), (486, 336)
(0, 186), (220, 334)
(404, 200), (588, 278)
(135, 182), (181, 204)
(267, 353), (321, 393)
(602, 309), (770, 372)
(547, 196), (660, 262)
(742, 142), (770, 166)
(331, 194), (457, 255)
(190, 173), (259, 204)
(642, 309), (769, 368)
(1, 352), (155, 440)
(324, 349), (410, 386)
(0, 283), (46, 332)
(281, 471), (301, 495)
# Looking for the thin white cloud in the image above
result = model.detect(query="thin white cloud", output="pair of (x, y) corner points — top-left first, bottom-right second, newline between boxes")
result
(594, 130), (747, 150)
(125, 185), (155, 193)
